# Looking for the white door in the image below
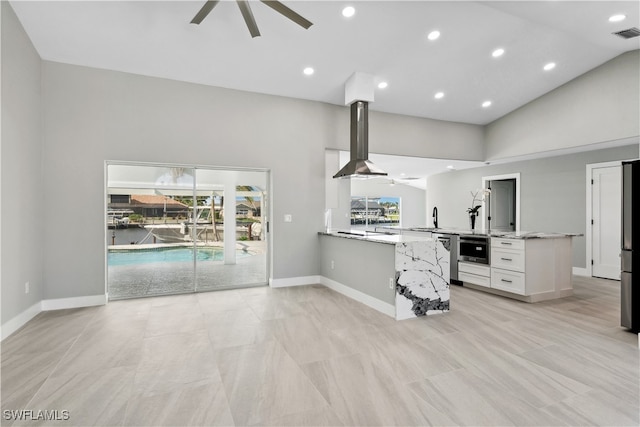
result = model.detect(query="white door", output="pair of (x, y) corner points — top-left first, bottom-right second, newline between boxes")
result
(592, 165), (621, 280)
(489, 179), (515, 231)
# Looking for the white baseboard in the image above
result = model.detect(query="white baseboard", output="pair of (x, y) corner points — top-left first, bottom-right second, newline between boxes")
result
(1, 302), (42, 341)
(269, 275), (322, 288)
(41, 294), (107, 311)
(2, 294), (108, 341)
(266, 275), (395, 318)
(320, 277), (395, 318)
(572, 267), (590, 277)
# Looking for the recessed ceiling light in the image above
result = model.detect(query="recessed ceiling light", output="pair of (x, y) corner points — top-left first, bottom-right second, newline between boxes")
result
(378, 81), (388, 89)
(342, 6), (355, 18)
(492, 48), (505, 58)
(609, 14), (626, 22)
(434, 92), (445, 99)
(303, 67), (314, 76)
(482, 101), (492, 108)
(446, 165), (455, 170)
(543, 62), (556, 71)
(427, 30), (440, 41)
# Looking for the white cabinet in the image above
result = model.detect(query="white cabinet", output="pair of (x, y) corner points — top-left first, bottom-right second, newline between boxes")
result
(459, 236), (574, 302)
(492, 238), (524, 251)
(491, 238), (526, 295)
(491, 248), (525, 272)
(491, 267), (525, 294)
(458, 262), (491, 288)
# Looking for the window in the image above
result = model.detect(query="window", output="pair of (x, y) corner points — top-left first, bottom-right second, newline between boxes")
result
(350, 196), (400, 229)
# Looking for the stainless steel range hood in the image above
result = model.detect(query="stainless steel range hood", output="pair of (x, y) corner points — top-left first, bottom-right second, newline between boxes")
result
(333, 101), (387, 179)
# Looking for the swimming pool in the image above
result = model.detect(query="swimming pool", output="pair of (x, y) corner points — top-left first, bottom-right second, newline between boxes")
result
(108, 247), (251, 266)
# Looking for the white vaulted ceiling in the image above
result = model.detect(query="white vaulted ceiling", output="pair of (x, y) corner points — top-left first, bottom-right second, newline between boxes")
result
(9, 0), (640, 125)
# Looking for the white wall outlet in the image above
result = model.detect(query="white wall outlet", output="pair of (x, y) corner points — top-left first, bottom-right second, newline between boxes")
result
(331, 260), (335, 269)
(389, 278), (394, 289)
(25, 281), (30, 294)
(284, 214), (293, 223)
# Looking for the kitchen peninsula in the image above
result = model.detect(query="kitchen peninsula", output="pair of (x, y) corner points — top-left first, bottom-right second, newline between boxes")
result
(319, 227), (579, 320)
(383, 226), (581, 303)
(318, 231), (450, 320)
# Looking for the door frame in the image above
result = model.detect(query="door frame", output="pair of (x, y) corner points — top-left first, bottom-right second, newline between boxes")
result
(481, 173), (521, 232)
(585, 160), (623, 278)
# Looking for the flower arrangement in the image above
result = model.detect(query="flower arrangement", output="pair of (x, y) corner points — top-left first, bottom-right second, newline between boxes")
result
(467, 189), (491, 229)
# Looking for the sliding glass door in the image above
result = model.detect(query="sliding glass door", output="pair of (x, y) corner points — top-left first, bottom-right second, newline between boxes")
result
(193, 168), (269, 292)
(106, 163), (269, 300)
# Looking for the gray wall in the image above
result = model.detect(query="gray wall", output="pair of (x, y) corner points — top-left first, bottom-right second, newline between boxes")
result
(485, 50), (640, 161)
(41, 61), (328, 299)
(367, 111), (484, 161)
(1, 1), (45, 324)
(319, 235), (396, 305)
(38, 61), (481, 300)
(3, 0), (636, 324)
(426, 144), (639, 268)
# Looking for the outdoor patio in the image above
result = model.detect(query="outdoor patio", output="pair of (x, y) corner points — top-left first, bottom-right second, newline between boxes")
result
(108, 247), (267, 300)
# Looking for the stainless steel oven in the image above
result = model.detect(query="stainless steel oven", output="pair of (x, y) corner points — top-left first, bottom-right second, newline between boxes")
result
(458, 235), (490, 264)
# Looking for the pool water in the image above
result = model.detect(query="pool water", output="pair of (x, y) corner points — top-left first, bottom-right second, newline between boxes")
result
(108, 247), (250, 266)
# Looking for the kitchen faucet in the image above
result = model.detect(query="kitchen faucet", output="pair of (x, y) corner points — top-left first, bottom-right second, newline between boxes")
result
(432, 206), (438, 228)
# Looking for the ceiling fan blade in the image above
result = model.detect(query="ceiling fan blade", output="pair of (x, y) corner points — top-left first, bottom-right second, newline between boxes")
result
(237, 0), (261, 38)
(190, 0), (220, 25)
(260, 0), (313, 29)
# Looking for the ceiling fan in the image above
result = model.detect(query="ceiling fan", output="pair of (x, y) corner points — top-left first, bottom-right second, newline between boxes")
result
(190, 0), (313, 38)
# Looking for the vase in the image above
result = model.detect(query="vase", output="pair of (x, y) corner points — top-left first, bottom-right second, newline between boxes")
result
(469, 214), (476, 231)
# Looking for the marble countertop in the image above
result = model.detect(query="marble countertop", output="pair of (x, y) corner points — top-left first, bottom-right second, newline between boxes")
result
(376, 226), (582, 240)
(318, 230), (433, 245)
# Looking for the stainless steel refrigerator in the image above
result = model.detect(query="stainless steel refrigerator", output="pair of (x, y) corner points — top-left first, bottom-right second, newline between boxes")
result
(621, 160), (639, 332)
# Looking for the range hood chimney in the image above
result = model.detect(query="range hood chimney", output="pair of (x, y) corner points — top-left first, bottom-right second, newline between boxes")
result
(333, 101), (387, 179)
(333, 72), (387, 179)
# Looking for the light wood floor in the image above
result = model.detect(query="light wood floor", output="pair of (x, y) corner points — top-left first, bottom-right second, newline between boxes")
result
(2, 276), (638, 426)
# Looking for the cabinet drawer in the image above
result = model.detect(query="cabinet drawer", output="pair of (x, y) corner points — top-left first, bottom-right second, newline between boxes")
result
(491, 238), (525, 251)
(459, 271), (491, 288)
(491, 268), (525, 295)
(491, 248), (525, 272)
(458, 262), (490, 277)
